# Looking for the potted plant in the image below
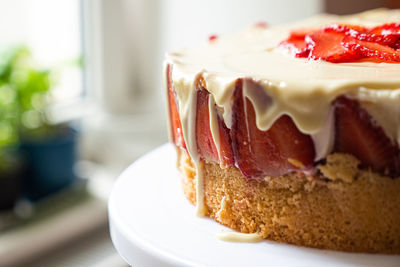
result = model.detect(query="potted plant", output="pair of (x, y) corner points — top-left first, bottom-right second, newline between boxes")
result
(1, 47), (78, 201)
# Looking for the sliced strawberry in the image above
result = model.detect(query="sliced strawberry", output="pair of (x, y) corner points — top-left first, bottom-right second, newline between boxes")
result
(231, 79), (315, 178)
(289, 28), (317, 39)
(195, 78), (219, 162)
(370, 23), (400, 35)
(279, 36), (309, 57)
(281, 23), (400, 63)
(279, 29), (316, 57)
(325, 24), (400, 46)
(166, 64), (186, 150)
(195, 77), (234, 165)
(306, 31), (360, 62)
(342, 24), (369, 33)
(334, 96), (400, 177)
(344, 36), (400, 62)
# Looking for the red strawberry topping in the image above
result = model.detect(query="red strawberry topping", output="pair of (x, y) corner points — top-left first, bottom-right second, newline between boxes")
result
(208, 34), (218, 42)
(255, 21), (268, 28)
(306, 31), (360, 62)
(343, 36), (400, 62)
(279, 31), (311, 57)
(370, 23), (400, 35)
(324, 24), (400, 46)
(334, 96), (400, 177)
(231, 79), (315, 178)
(279, 22), (400, 63)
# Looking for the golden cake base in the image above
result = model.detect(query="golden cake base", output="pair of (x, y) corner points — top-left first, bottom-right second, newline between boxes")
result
(176, 148), (400, 254)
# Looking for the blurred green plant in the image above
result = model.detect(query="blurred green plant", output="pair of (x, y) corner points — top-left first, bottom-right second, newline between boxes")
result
(0, 46), (56, 171)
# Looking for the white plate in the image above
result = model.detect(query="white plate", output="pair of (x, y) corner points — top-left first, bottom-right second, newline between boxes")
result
(109, 143), (400, 267)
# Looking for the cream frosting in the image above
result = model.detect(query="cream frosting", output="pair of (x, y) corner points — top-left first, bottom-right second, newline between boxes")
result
(216, 231), (263, 243)
(165, 8), (400, 216)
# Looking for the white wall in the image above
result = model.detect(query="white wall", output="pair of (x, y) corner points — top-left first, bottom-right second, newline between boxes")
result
(160, 0), (323, 52)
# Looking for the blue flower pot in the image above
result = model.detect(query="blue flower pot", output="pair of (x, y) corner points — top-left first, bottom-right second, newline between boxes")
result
(21, 126), (77, 201)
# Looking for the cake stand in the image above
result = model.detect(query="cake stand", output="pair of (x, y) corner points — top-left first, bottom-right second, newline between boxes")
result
(109, 143), (400, 267)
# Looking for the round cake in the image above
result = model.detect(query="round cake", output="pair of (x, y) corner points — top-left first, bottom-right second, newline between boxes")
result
(164, 9), (400, 254)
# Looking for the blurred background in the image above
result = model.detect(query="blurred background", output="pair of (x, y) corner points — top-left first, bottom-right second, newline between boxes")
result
(0, 0), (397, 266)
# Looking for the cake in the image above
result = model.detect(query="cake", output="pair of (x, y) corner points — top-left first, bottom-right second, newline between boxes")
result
(164, 9), (400, 254)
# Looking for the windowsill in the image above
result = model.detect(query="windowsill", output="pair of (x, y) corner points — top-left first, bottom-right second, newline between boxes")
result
(0, 181), (108, 267)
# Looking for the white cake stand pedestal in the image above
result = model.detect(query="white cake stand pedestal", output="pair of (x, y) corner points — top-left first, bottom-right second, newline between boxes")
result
(109, 143), (400, 267)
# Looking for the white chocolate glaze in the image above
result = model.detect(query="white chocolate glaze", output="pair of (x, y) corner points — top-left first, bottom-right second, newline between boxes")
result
(166, 9), (400, 216)
(216, 231), (263, 243)
(311, 107), (335, 161)
(175, 73), (206, 216)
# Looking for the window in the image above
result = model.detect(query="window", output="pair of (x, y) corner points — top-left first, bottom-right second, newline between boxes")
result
(0, 0), (83, 106)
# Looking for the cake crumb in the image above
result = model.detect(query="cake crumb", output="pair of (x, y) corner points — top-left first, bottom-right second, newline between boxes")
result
(318, 153), (360, 183)
(216, 196), (227, 220)
(288, 158), (305, 169)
